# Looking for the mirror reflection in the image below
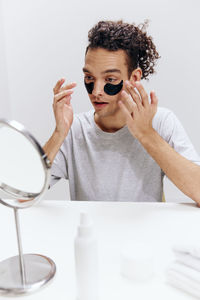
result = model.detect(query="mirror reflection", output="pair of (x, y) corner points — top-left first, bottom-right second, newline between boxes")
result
(0, 119), (50, 208)
(0, 124), (45, 194)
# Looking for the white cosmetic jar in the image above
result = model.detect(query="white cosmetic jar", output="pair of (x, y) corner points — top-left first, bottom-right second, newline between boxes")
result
(120, 242), (155, 282)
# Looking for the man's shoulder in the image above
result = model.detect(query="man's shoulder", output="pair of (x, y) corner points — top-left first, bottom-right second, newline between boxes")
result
(153, 106), (175, 126)
(155, 106), (173, 119)
(153, 106), (179, 136)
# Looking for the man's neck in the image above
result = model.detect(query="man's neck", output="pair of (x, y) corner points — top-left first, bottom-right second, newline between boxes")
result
(94, 112), (126, 133)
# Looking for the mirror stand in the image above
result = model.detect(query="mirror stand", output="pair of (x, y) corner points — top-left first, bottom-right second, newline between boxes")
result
(0, 119), (56, 296)
(0, 203), (56, 296)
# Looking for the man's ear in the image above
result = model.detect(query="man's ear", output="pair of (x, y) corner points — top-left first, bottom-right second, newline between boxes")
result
(129, 68), (142, 83)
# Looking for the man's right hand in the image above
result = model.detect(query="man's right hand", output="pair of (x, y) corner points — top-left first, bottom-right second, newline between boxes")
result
(42, 79), (77, 164)
(53, 78), (77, 139)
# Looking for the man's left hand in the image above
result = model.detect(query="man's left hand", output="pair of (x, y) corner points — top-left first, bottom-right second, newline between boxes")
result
(119, 81), (158, 141)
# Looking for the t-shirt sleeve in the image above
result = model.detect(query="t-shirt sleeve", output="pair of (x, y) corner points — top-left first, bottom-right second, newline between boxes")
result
(160, 111), (200, 165)
(49, 148), (68, 188)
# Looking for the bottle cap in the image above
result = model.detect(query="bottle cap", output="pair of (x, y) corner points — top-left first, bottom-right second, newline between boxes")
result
(78, 212), (93, 237)
(80, 212), (91, 226)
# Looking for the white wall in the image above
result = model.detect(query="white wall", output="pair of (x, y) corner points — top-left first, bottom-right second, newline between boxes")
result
(0, 0), (11, 119)
(1, 0), (200, 202)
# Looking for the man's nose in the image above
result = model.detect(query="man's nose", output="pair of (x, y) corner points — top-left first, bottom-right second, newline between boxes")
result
(92, 81), (104, 97)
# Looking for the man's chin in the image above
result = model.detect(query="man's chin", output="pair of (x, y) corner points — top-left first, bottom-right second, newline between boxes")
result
(94, 109), (108, 118)
(94, 109), (120, 119)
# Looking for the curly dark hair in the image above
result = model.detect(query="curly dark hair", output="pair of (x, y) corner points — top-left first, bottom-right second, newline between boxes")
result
(86, 20), (160, 80)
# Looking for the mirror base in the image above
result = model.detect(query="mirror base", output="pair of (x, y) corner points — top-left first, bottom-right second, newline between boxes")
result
(0, 253), (56, 296)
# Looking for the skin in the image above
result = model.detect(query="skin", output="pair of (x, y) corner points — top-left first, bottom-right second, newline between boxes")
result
(42, 47), (200, 205)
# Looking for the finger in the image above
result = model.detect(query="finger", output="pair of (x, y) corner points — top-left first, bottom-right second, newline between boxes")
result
(60, 82), (77, 92)
(135, 81), (149, 107)
(150, 90), (158, 107)
(54, 89), (74, 104)
(118, 100), (134, 124)
(65, 96), (71, 106)
(54, 95), (72, 109)
(53, 78), (65, 95)
(63, 95), (72, 106)
(120, 90), (138, 114)
(125, 81), (143, 110)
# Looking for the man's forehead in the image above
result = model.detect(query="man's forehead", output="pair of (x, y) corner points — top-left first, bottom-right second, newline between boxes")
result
(84, 48), (127, 73)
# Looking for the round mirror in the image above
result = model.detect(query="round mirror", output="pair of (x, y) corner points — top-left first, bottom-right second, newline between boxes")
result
(0, 119), (51, 208)
(0, 119), (56, 296)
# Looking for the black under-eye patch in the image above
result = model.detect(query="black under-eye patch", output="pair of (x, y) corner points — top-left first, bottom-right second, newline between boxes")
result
(84, 81), (94, 94)
(104, 80), (123, 95)
(84, 80), (123, 96)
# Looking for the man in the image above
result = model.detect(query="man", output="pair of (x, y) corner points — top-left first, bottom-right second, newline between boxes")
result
(44, 20), (200, 203)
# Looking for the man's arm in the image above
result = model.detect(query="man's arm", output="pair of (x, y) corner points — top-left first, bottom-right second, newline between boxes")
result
(140, 128), (200, 203)
(119, 80), (200, 205)
(44, 78), (77, 164)
(43, 131), (66, 164)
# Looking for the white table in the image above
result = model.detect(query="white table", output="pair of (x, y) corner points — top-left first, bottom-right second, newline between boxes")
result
(0, 200), (200, 299)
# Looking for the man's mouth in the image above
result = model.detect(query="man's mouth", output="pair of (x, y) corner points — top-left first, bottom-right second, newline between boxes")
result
(93, 101), (108, 110)
(93, 101), (108, 105)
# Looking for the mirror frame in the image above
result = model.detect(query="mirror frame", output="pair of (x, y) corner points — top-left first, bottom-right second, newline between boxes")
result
(0, 118), (51, 209)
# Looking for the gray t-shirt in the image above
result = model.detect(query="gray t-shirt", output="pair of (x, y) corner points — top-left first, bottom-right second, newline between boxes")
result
(50, 107), (200, 202)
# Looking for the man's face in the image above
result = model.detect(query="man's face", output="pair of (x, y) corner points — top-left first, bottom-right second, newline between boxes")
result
(83, 48), (130, 118)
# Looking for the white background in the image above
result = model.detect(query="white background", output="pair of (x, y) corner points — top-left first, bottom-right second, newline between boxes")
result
(0, 0), (200, 202)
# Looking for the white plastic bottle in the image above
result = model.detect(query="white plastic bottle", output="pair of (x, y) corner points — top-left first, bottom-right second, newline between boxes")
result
(74, 212), (98, 300)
